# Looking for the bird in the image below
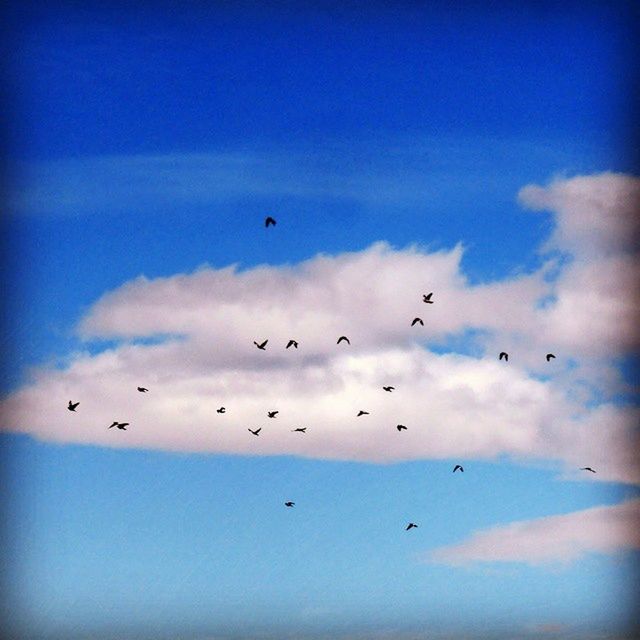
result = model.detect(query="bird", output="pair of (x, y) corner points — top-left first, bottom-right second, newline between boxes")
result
(108, 422), (129, 430)
(265, 216), (276, 227)
(267, 411), (279, 418)
(248, 428), (261, 436)
(357, 410), (369, 417)
(453, 464), (464, 473)
(284, 501), (295, 507)
(499, 352), (509, 361)
(383, 386), (395, 392)
(411, 317), (424, 327)
(216, 407), (226, 414)
(67, 401), (79, 412)
(546, 353), (556, 361)
(254, 339), (268, 350)
(286, 340), (298, 349)
(581, 467), (596, 473)
(423, 293), (434, 304)
(406, 523), (418, 531)
(137, 387), (148, 392)
(337, 336), (350, 345)
(396, 424), (407, 432)
(292, 427), (307, 433)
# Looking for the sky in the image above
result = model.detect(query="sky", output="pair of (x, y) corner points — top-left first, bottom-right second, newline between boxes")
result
(1, 2), (640, 639)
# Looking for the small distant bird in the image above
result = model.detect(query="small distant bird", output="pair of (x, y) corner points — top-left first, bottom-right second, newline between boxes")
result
(406, 523), (418, 531)
(67, 401), (79, 412)
(216, 407), (226, 414)
(423, 293), (434, 304)
(411, 317), (424, 327)
(286, 340), (298, 349)
(499, 352), (509, 361)
(453, 464), (464, 473)
(267, 411), (279, 418)
(265, 216), (276, 227)
(581, 467), (596, 473)
(337, 336), (350, 345)
(357, 410), (369, 417)
(383, 386), (395, 392)
(137, 387), (148, 392)
(248, 428), (262, 436)
(254, 339), (268, 350)
(292, 427), (307, 433)
(284, 501), (295, 507)
(396, 424), (407, 432)
(108, 422), (129, 430)
(546, 353), (556, 362)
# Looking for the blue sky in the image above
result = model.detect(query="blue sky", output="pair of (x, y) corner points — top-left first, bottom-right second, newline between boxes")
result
(2, 3), (639, 639)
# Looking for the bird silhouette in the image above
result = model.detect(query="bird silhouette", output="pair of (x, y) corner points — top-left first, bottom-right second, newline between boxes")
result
(406, 523), (418, 530)
(267, 411), (279, 418)
(108, 422), (129, 430)
(292, 427), (307, 433)
(265, 216), (276, 227)
(546, 353), (556, 361)
(396, 424), (407, 432)
(499, 352), (509, 361)
(67, 401), (79, 412)
(137, 387), (148, 392)
(284, 501), (295, 507)
(581, 467), (596, 473)
(423, 293), (434, 304)
(337, 336), (350, 345)
(286, 340), (298, 349)
(383, 386), (395, 392)
(248, 428), (262, 436)
(254, 339), (268, 350)
(357, 410), (369, 417)
(411, 317), (424, 327)
(453, 464), (464, 473)
(216, 407), (226, 414)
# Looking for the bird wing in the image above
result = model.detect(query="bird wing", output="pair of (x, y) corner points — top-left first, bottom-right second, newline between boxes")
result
(259, 340), (268, 348)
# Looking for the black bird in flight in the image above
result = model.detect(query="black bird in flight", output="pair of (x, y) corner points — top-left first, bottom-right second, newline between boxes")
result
(254, 339), (268, 350)
(546, 353), (556, 361)
(581, 467), (596, 473)
(216, 407), (226, 414)
(286, 340), (298, 349)
(248, 428), (262, 436)
(284, 501), (295, 507)
(108, 422), (129, 430)
(137, 387), (148, 392)
(411, 317), (424, 327)
(499, 352), (509, 361)
(396, 424), (407, 432)
(357, 410), (369, 417)
(423, 293), (434, 304)
(292, 427), (307, 433)
(67, 401), (79, 412)
(453, 464), (464, 473)
(267, 411), (279, 418)
(337, 336), (350, 345)
(383, 386), (395, 392)
(265, 216), (276, 227)
(406, 523), (418, 531)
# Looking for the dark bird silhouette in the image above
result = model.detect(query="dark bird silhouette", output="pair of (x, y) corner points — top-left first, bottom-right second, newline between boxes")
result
(108, 422), (129, 430)
(337, 336), (350, 345)
(357, 410), (369, 417)
(137, 387), (148, 392)
(423, 293), (434, 304)
(499, 352), (509, 361)
(546, 353), (556, 361)
(581, 467), (596, 473)
(67, 401), (79, 412)
(383, 386), (395, 392)
(216, 407), (226, 414)
(284, 501), (295, 507)
(397, 424), (407, 432)
(265, 216), (276, 227)
(286, 340), (298, 349)
(267, 411), (279, 418)
(453, 464), (464, 473)
(406, 523), (418, 530)
(248, 428), (262, 436)
(411, 317), (424, 327)
(292, 427), (307, 433)
(254, 339), (268, 350)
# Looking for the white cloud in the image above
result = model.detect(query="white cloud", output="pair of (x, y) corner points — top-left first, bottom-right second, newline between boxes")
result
(428, 499), (640, 566)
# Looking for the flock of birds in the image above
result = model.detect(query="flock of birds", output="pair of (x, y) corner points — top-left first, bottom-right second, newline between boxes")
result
(65, 216), (598, 531)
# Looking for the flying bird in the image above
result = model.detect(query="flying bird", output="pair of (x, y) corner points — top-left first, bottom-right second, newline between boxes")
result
(396, 424), (407, 432)
(423, 293), (434, 304)
(254, 339), (268, 350)
(546, 353), (556, 361)
(67, 401), (79, 412)
(357, 410), (369, 417)
(499, 352), (509, 361)
(383, 386), (395, 392)
(406, 523), (418, 531)
(580, 467), (596, 473)
(248, 428), (262, 436)
(337, 336), (350, 345)
(267, 411), (279, 418)
(137, 387), (148, 392)
(286, 340), (298, 349)
(411, 317), (424, 327)
(108, 422), (129, 430)
(265, 216), (276, 227)
(284, 501), (295, 507)
(216, 407), (226, 414)
(453, 464), (464, 473)
(292, 427), (307, 433)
